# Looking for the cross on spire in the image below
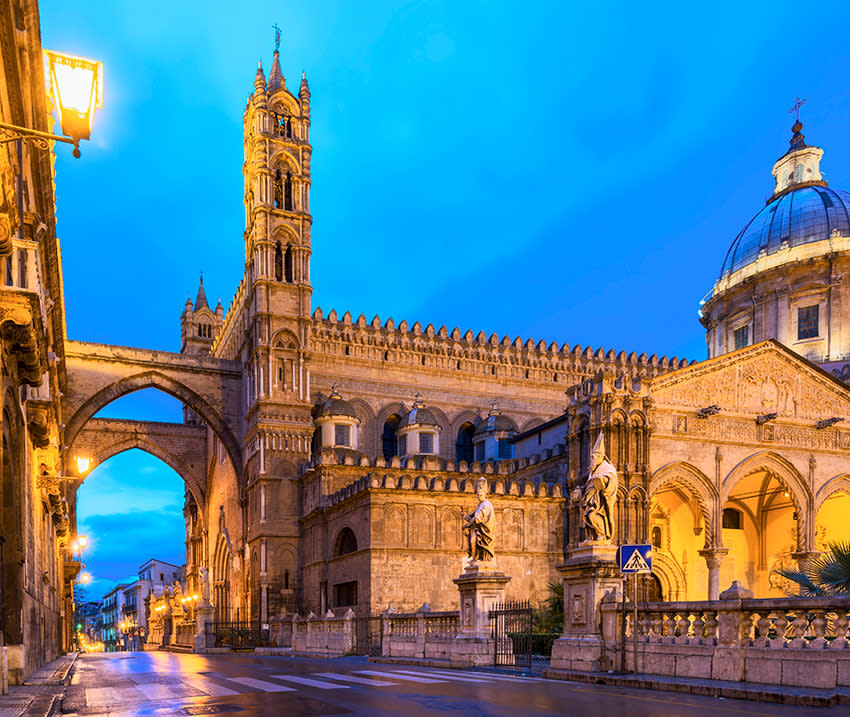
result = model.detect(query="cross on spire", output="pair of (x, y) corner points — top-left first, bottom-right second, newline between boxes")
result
(789, 97), (807, 122)
(273, 23), (282, 52)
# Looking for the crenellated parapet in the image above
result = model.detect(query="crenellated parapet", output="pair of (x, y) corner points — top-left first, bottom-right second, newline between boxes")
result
(310, 306), (691, 385)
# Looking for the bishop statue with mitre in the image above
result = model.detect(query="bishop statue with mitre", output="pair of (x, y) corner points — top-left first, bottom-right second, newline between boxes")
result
(581, 432), (618, 542)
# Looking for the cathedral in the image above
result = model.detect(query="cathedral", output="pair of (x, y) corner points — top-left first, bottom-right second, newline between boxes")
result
(4, 8), (850, 683)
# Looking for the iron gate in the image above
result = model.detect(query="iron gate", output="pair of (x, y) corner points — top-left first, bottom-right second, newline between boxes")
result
(205, 620), (271, 649)
(354, 616), (383, 656)
(489, 601), (532, 668)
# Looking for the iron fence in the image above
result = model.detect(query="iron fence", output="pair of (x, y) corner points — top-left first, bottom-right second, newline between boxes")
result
(205, 620), (271, 649)
(489, 600), (533, 668)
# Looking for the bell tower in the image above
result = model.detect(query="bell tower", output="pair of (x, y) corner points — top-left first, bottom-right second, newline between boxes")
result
(239, 40), (315, 622)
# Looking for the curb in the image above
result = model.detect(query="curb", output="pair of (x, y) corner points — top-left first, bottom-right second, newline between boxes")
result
(543, 668), (848, 707)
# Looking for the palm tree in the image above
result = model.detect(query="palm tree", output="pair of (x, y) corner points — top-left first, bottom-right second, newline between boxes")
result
(774, 541), (850, 596)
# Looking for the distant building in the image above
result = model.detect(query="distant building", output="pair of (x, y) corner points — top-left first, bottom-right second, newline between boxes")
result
(101, 585), (130, 652)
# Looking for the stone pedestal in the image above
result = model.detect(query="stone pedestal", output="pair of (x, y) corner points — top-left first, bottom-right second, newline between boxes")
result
(194, 602), (214, 653)
(450, 562), (511, 667)
(550, 543), (621, 673)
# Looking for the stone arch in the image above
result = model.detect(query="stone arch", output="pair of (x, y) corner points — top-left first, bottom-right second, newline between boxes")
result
(385, 505), (407, 547)
(520, 417), (545, 433)
(269, 148), (300, 175)
(649, 462), (716, 548)
(651, 549), (688, 601)
(270, 223), (300, 245)
(65, 370), (242, 484)
(83, 437), (206, 511)
(815, 474), (850, 512)
(501, 509), (523, 551)
(439, 507), (462, 550)
(333, 526), (358, 556)
(271, 329), (300, 349)
(722, 451), (810, 549)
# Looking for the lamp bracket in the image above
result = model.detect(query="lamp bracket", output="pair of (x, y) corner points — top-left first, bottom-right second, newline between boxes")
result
(0, 122), (80, 157)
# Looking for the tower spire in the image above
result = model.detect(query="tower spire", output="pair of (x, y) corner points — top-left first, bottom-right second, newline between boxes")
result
(195, 273), (209, 311)
(268, 24), (284, 92)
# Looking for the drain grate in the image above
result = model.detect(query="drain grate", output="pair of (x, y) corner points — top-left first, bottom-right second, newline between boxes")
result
(182, 705), (244, 715)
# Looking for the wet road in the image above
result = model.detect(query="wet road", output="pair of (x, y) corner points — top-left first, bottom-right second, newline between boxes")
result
(60, 651), (835, 716)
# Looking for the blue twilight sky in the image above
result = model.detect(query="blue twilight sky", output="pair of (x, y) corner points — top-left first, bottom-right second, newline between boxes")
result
(39, 0), (850, 598)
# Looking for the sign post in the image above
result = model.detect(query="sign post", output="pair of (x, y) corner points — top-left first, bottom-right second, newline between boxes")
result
(618, 544), (652, 673)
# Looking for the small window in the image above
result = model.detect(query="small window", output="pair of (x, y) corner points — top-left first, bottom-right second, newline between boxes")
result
(734, 325), (749, 350)
(798, 304), (819, 340)
(722, 508), (742, 530)
(420, 432), (434, 454)
(497, 440), (512, 459)
(794, 163), (804, 183)
(398, 434), (407, 455)
(334, 424), (350, 447)
(334, 527), (358, 556)
(651, 526), (662, 548)
(333, 580), (358, 607)
(474, 442), (485, 462)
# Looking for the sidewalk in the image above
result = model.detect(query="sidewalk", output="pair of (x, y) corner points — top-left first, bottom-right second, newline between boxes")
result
(543, 667), (850, 707)
(0, 653), (77, 717)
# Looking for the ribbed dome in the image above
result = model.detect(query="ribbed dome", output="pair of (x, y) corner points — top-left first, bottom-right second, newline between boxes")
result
(398, 399), (440, 428)
(315, 389), (357, 419)
(473, 411), (514, 437)
(720, 186), (850, 278)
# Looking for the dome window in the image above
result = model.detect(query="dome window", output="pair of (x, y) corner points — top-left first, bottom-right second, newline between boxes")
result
(794, 163), (804, 183)
(798, 304), (819, 340)
(334, 424), (351, 447)
(734, 325), (749, 350)
(420, 432), (435, 454)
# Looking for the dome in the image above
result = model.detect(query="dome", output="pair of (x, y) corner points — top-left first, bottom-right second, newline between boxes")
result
(398, 398), (440, 429)
(720, 186), (850, 278)
(473, 410), (514, 437)
(315, 388), (357, 419)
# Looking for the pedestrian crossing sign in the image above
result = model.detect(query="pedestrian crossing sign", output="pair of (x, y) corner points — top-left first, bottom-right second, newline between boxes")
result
(619, 544), (652, 573)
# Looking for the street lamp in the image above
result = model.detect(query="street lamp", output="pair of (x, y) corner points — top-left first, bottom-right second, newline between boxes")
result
(43, 50), (103, 145)
(75, 456), (94, 477)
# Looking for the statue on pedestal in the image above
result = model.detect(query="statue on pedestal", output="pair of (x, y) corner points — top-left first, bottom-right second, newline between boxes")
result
(581, 433), (618, 542)
(463, 477), (495, 562)
(199, 567), (211, 604)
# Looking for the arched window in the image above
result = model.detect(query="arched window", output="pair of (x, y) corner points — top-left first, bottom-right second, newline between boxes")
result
(456, 423), (475, 463)
(651, 525), (662, 548)
(794, 163), (804, 183)
(722, 507), (742, 530)
(578, 421), (590, 475)
(382, 415), (400, 459)
(334, 527), (358, 557)
(275, 243), (283, 281)
(284, 172), (293, 210)
(284, 245), (294, 283)
(311, 427), (321, 457)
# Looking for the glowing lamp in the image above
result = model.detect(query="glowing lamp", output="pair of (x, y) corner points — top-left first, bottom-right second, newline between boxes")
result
(79, 572), (91, 584)
(78, 535), (88, 549)
(75, 456), (93, 476)
(43, 50), (103, 146)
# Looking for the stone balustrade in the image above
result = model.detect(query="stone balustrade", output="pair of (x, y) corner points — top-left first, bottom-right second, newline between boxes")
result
(600, 593), (850, 688)
(285, 610), (356, 656)
(381, 606), (460, 661)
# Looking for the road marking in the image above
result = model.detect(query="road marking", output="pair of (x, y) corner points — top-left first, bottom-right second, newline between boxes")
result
(419, 668), (547, 683)
(134, 683), (175, 700)
(393, 669), (489, 683)
(226, 676), (296, 692)
(354, 670), (447, 684)
(313, 672), (398, 687)
(271, 674), (350, 689)
(185, 677), (239, 697)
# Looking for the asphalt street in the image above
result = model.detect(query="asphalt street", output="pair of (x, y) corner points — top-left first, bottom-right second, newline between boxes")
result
(58, 652), (839, 716)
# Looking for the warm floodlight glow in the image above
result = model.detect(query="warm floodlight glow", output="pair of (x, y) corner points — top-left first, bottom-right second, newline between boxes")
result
(75, 456), (93, 476)
(43, 50), (103, 142)
(79, 572), (91, 584)
(77, 535), (88, 549)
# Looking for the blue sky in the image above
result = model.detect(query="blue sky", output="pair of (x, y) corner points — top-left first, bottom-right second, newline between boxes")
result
(40, 0), (850, 597)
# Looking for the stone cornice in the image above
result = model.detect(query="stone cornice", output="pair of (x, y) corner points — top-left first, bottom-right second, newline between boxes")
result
(0, 289), (46, 385)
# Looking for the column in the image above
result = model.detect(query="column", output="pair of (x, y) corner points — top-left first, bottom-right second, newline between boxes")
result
(698, 548), (729, 600)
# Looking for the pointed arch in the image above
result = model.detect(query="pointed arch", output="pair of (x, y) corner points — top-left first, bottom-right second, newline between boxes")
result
(649, 462), (716, 547)
(65, 370), (242, 485)
(721, 451), (810, 507)
(651, 549), (688, 601)
(815, 474), (850, 512)
(83, 436), (206, 510)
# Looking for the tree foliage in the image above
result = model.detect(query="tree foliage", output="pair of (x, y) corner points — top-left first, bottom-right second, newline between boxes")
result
(533, 579), (563, 633)
(774, 541), (850, 596)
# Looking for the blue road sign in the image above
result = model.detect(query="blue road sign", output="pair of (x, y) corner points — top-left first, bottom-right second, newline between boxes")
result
(619, 544), (652, 573)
